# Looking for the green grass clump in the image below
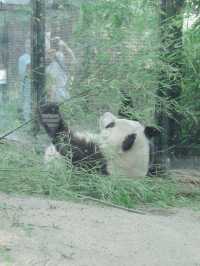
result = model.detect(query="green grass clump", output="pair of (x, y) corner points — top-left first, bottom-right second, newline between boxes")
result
(1, 141), (199, 209)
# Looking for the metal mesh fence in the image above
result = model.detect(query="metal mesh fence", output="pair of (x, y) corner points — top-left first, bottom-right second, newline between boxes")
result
(0, 0), (199, 172)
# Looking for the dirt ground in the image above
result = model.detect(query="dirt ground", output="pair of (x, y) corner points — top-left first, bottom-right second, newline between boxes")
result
(0, 192), (200, 266)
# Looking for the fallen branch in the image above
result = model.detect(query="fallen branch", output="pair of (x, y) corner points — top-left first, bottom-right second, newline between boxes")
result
(75, 193), (146, 215)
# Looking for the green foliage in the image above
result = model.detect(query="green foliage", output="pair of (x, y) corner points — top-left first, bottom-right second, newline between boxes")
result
(179, 9), (200, 149)
(0, 0), (200, 209)
(187, 0), (200, 13)
(61, 0), (199, 154)
(0, 142), (188, 208)
(0, 102), (21, 135)
(69, 0), (160, 123)
(1, 141), (200, 208)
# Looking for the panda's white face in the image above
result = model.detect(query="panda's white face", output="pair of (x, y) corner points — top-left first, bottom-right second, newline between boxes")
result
(99, 112), (147, 153)
(99, 112), (150, 178)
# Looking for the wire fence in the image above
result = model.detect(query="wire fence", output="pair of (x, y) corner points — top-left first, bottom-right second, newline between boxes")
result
(0, 0), (199, 173)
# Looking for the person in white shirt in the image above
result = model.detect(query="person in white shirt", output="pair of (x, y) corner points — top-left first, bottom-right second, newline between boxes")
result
(46, 37), (76, 103)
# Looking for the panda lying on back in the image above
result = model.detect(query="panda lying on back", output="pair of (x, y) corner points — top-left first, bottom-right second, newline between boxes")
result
(39, 103), (159, 178)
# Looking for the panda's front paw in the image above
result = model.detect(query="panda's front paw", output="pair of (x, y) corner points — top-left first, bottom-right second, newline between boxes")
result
(38, 103), (62, 138)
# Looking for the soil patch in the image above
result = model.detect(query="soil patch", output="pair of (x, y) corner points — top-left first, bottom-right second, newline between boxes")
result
(0, 192), (200, 266)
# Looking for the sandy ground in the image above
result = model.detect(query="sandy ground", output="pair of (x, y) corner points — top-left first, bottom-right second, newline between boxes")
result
(0, 193), (200, 266)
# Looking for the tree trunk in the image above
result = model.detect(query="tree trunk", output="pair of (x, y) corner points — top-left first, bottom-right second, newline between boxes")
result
(154, 0), (185, 175)
(31, 0), (46, 134)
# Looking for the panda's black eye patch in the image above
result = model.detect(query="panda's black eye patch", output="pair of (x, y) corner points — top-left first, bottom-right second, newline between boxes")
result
(105, 122), (115, 129)
(122, 133), (136, 152)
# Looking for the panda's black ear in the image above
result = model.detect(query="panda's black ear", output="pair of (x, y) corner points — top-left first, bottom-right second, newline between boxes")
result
(144, 126), (160, 139)
(122, 133), (136, 152)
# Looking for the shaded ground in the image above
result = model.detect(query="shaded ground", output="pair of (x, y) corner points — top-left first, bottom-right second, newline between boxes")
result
(0, 193), (200, 266)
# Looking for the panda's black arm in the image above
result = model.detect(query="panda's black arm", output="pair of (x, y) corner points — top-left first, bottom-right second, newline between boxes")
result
(38, 103), (108, 174)
(38, 103), (75, 158)
(38, 103), (97, 157)
(38, 103), (68, 140)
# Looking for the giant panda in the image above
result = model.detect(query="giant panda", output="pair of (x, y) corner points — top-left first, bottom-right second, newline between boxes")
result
(39, 103), (159, 178)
